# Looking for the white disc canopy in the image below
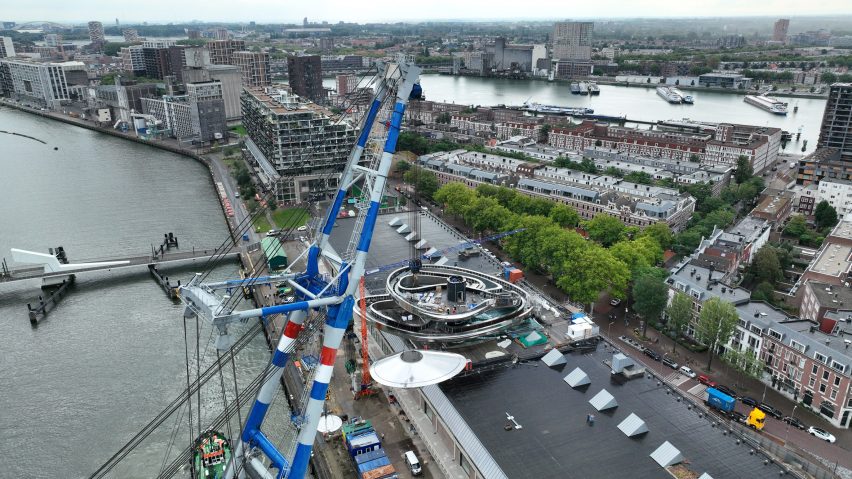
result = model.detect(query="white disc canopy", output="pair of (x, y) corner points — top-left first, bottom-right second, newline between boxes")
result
(369, 350), (468, 389)
(316, 414), (343, 433)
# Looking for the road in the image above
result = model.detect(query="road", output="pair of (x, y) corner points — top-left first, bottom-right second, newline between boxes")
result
(597, 297), (852, 474)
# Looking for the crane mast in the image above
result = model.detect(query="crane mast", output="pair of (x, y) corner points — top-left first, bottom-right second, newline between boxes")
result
(179, 59), (422, 479)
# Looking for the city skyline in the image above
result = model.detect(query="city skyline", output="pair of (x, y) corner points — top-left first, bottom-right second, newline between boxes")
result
(4, 0), (852, 24)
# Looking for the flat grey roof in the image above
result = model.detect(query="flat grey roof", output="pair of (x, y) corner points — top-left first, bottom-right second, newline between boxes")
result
(440, 345), (790, 479)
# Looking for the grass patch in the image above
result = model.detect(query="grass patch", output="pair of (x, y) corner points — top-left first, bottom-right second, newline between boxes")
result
(230, 125), (247, 136)
(271, 208), (309, 229)
(252, 214), (273, 233)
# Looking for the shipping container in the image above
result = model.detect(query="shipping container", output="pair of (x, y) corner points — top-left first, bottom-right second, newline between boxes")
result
(706, 387), (735, 412)
(261, 237), (288, 271)
(503, 267), (524, 283)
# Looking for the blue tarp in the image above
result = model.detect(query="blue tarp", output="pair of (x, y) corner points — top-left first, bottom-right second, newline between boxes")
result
(358, 456), (391, 473)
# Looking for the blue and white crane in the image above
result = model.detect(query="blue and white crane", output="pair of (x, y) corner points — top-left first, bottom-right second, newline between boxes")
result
(179, 59), (422, 479)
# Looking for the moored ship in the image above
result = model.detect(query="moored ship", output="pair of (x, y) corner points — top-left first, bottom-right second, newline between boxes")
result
(671, 88), (693, 104)
(744, 94), (788, 115)
(656, 86), (682, 104)
(192, 430), (232, 479)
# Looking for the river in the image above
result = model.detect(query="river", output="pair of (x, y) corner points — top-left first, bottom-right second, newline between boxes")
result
(0, 107), (288, 478)
(326, 73), (826, 154)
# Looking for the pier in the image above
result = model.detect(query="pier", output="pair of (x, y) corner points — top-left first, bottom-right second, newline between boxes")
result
(2, 243), (242, 323)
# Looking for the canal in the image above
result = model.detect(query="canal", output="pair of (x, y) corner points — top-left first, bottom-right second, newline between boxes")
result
(326, 73), (826, 154)
(0, 106), (289, 478)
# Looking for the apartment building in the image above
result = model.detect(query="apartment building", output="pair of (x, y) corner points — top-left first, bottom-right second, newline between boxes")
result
(241, 87), (357, 203)
(206, 39), (245, 66)
(0, 36), (15, 58)
(819, 83), (852, 159)
(234, 51), (270, 87)
(140, 96), (194, 138)
(817, 178), (852, 217)
(287, 55), (323, 103)
(0, 58), (69, 108)
(551, 21), (593, 61)
(88, 21), (105, 48)
(418, 150), (696, 231)
(120, 45), (146, 76)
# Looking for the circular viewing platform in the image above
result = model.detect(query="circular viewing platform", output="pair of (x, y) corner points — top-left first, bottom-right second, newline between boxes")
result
(357, 264), (533, 344)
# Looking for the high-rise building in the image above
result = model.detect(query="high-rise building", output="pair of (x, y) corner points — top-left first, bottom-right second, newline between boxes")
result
(123, 29), (140, 43)
(336, 73), (356, 96)
(120, 45), (146, 75)
(241, 87), (357, 203)
(819, 83), (852, 159)
(206, 39), (246, 65)
(234, 51), (270, 87)
(187, 29), (201, 40)
(182, 63), (242, 120)
(88, 21), (105, 48)
(44, 34), (62, 48)
(186, 81), (227, 142)
(773, 19), (790, 43)
(214, 28), (229, 40)
(551, 21), (593, 61)
(0, 36), (15, 58)
(287, 55), (323, 103)
(0, 58), (69, 108)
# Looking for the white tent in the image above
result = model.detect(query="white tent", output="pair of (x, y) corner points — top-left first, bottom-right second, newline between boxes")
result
(563, 367), (590, 388)
(617, 413), (648, 437)
(589, 389), (618, 411)
(388, 217), (402, 227)
(650, 441), (683, 467)
(540, 349), (566, 367)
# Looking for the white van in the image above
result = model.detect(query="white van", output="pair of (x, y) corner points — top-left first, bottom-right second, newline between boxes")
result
(404, 450), (422, 476)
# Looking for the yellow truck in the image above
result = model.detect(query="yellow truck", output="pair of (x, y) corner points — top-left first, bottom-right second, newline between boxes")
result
(747, 407), (766, 431)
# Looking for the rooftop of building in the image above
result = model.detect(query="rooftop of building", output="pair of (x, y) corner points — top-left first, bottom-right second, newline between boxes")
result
(726, 215), (771, 243)
(776, 319), (852, 368)
(753, 195), (791, 216)
(668, 259), (751, 305)
(440, 344), (786, 479)
(806, 281), (852, 310)
(808, 242), (852, 279)
(829, 215), (852, 242)
(700, 71), (748, 78)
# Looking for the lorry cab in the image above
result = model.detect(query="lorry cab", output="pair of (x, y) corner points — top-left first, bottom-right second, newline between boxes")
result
(747, 407), (766, 431)
(404, 450), (422, 476)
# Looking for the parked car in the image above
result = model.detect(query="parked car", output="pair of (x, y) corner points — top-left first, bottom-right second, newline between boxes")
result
(297, 225), (307, 232)
(807, 427), (836, 443)
(266, 229), (279, 237)
(697, 375), (717, 388)
(643, 348), (661, 361)
(679, 366), (697, 378)
(757, 403), (783, 420)
(662, 357), (679, 370)
(610, 298), (622, 306)
(714, 385), (738, 399)
(783, 416), (806, 430)
(740, 396), (759, 407)
(729, 411), (747, 424)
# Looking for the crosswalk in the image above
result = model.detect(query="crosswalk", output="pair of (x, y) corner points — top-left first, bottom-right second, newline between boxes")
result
(687, 383), (708, 398)
(662, 371), (693, 388)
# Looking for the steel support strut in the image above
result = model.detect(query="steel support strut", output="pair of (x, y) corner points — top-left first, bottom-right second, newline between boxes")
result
(221, 61), (422, 479)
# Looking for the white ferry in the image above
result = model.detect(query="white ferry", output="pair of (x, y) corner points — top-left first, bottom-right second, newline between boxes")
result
(656, 86), (682, 104)
(744, 95), (788, 115)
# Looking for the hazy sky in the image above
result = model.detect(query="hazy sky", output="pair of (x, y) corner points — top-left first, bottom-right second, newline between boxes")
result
(6, 0), (852, 24)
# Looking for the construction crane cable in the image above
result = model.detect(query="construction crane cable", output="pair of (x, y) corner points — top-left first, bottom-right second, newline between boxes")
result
(182, 313), (195, 469)
(88, 322), (261, 479)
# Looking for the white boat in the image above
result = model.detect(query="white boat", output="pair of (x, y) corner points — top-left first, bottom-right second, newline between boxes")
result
(744, 95), (787, 115)
(671, 88), (693, 104)
(523, 102), (593, 116)
(656, 86), (682, 104)
(578, 81), (589, 95)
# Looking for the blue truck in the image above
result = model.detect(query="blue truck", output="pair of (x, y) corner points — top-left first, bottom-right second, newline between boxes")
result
(706, 387), (736, 413)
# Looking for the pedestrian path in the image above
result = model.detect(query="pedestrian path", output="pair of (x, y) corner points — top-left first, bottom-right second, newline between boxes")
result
(662, 371), (692, 387)
(687, 383), (708, 398)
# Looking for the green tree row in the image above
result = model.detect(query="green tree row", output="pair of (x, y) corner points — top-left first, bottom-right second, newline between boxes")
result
(434, 182), (673, 308)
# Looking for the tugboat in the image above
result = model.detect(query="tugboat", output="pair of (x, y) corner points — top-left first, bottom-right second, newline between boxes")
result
(193, 430), (232, 479)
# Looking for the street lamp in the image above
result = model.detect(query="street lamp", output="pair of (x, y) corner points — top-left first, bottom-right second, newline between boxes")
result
(784, 404), (799, 445)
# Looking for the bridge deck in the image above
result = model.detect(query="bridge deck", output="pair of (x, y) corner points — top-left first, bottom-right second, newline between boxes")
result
(1, 249), (240, 283)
